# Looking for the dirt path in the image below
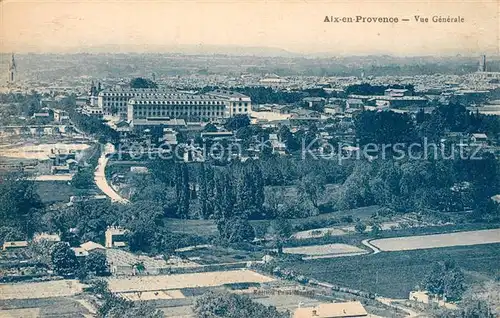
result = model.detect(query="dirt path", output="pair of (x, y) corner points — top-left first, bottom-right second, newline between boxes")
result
(94, 143), (129, 204)
(376, 297), (423, 317)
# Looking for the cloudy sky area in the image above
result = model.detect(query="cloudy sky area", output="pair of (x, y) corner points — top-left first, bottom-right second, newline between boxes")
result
(0, 0), (498, 56)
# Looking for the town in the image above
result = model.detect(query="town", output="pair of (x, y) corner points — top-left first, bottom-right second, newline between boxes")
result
(1, 50), (499, 318)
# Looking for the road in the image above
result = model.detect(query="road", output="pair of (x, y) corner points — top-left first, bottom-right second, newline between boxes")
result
(361, 238), (381, 254)
(94, 143), (129, 204)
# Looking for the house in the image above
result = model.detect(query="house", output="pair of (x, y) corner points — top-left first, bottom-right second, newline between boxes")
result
(71, 247), (89, 257)
(324, 104), (343, 115)
(200, 131), (234, 140)
(409, 290), (458, 309)
(303, 97), (326, 109)
(470, 133), (488, 145)
(293, 301), (368, 318)
(105, 226), (128, 248)
(384, 88), (411, 97)
(409, 290), (430, 304)
(53, 109), (70, 123)
(346, 99), (364, 109)
(130, 166), (149, 174)
(271, 104), (294, 114)
(32, 112), (52, 120)
(2, 241), (28, 251)
(33, 233), (61, 243)
(163, 128), (178, 145)
(80, 241), (106, 252)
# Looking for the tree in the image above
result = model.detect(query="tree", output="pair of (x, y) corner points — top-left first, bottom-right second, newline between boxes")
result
(354, 222), (367, 234)
(85, 250), (109, 276)
(336, 162), (374, 210)
(298, 173), (325, 209)
(267, 218), (292, 254)
(203, 123), (218, 132)
(28, 239), (53, 265)
(129, 77), (158, 89)
(50, 242), (79, 276)
(370, 223), (382, 237)
(175, 163), (190, 218)
(0, 226), (24, 244)
(0, 173), (43, 237)
(459, 281), (499, 318)
(193, 291), (289, 318)
(88, 279), (164, 318)
(71, 169), (94, 189)
(424, 260), (466, 301)
(224, 114), (250, 131)
(354, 110), (416, 145)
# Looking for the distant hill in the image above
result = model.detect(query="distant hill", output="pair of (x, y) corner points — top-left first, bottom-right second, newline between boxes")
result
(64, 44), (302, 57)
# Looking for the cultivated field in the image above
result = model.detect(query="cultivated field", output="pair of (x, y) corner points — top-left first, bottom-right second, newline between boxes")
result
(107, 269), (274, 293)
(0, 143), (90, 160)
(286, 243), (500, 298)
(0, 280), (83, 300)
(283, 244), (367, 259)
(119, 289), (185, 301)
(371, 228), (500, 251)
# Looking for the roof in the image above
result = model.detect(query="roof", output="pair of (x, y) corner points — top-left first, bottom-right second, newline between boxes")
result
(129, 94), (225, 102)
(80, 241), (105, 251)
(471, 133), (487, 139)
(33, 233), (61, 242)
(3, 241), (29, 249)
(106, 226), (127, 235)
(99, 88), (176, 95)
(293, 301), (368, 318)
(206, 89), (250, 99)
(132, 118), (187, 127)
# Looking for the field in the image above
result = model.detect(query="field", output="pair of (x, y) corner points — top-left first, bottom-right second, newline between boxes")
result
(177, 245), (264, 264)
(284, 243), (500, 299)
(34, 180), (88, 204)
(371, 228), (500, 251)
(0, 143), (90, 160)
(0, 297), (91, 317)
(164, 205), (380, 238)
(282, 244), (367, 259)
(0, 280), (83, 300)
(107, 269), (274, 293)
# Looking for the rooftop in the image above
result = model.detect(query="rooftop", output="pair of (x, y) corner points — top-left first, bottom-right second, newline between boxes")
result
(206, 89), (250, 99)
(129, 93), (224, 102)
(132, 118), (187, 127)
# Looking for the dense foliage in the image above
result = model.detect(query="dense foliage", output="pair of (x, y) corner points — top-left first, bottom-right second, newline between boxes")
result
(193, 291), (289, 318)
(130, 77), (158, 89)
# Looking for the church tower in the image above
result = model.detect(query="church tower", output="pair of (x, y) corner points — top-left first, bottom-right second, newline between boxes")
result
(8, 53), (16, 83)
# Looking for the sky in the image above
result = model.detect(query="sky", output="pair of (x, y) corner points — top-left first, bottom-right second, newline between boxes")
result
(0, 0), (498, 56)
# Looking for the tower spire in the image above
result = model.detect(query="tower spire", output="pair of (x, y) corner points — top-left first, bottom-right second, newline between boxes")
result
(8, 53), (16, 83)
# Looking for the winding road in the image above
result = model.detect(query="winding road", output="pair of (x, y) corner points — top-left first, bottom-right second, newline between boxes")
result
(361, 238), (381, 254)
(94, 143), (129, 204)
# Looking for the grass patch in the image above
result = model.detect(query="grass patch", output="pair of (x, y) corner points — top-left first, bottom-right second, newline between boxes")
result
(177, 245), (264, 265)
(34, 180), (87, 204)
(282, 243), (500, 299)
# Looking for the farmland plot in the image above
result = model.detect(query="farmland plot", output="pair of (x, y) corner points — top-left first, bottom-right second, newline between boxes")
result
(371, 228), (500, 251)
(283, 244), (367, 259)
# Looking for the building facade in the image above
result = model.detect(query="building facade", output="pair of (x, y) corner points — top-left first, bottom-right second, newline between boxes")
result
(99, 88), (251, 121)
(98, 88), (179, 118)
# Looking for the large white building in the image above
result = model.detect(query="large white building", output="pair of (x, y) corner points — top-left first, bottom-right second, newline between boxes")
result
(98, 88), (176, 118)
(98, 88), (251, 122)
